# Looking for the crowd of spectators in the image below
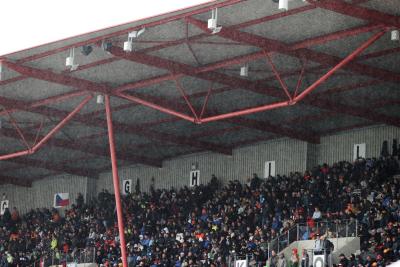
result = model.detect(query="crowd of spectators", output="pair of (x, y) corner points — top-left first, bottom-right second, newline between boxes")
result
(0, 156), (399, 267)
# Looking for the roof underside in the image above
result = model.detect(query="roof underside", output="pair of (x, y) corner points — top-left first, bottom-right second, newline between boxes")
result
(0, 0), (399, 186)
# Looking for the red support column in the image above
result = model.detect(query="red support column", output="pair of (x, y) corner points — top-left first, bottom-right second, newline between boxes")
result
(104, 95), (128, 267)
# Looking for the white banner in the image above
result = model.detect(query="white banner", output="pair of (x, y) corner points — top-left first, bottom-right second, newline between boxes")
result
(122, 179), (132, 195)
(0, 200), (9, 215)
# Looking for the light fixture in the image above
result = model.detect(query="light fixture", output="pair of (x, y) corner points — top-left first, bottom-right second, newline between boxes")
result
(65, 48), (79, 71)
(240, 64), (249, 77)
(279, 0), (288, 11)
(208, 8), (222, 34)
(81, 45), (93, 56)
(129, 28), (146, 38)
(96, 94), (104, 104)
(123, 28), (146, 52)
(123, 39), (133, 52)
(391, 30), (399, 41)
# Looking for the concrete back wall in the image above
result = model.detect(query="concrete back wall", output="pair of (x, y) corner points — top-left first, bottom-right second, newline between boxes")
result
(316, 125), (400, 165)
(96, 138), (309, 194)
(0, 174), (94, 214)
(1, 125), (399, 212)
(96, 125), (400, 194)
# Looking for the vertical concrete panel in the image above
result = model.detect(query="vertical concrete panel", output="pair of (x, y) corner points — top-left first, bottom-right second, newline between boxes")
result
(317, 125), (400, 164)
(33, 174), (88, 210)
(96, 138), (308, 194)
(0, 174), (88, 214)
(3, 125), (398, 214)
(234, 138), (308, 181)
(306, 143), (318, 171)
(0, 185), (32, 214)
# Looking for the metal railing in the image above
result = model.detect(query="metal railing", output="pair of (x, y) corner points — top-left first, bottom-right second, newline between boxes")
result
(44, 247), (96, 266)
(230, 219), (358, 267)
(270, 219), (358, 254)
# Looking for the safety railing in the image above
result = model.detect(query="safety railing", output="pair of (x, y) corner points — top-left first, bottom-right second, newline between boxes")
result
(230, 219), (358, 267)
(45, 247), (96, 266)
(270, 219), (358, 254)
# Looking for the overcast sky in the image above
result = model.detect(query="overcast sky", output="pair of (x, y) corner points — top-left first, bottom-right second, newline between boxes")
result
(0, 0), (211, 56)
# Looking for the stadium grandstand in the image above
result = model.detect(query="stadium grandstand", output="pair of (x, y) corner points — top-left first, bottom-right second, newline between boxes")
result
(0, 0), (399, 267)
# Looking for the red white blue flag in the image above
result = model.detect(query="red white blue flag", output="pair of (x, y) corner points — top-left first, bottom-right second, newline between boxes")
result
(53, 193), (70, 208)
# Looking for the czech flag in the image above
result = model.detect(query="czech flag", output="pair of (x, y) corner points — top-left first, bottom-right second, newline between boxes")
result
(54, 193), (70, 208)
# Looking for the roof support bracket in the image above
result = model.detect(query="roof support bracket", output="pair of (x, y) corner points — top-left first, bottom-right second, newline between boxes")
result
(294, 56), (308, 98)
(172, 75), (200, 122)
(3, 108), (31, 150)
(263, 50), (292, 101)
(199, 82), (214, 119)
(32, 118), (45, 147)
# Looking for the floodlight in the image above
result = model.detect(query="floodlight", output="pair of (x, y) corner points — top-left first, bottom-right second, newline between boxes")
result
(208, 9), (222, 34)
(70, 64), (79, 71)
(124, 28), (146, 52)
(81, 45), (93, 56)
(66, 48), (79, 71)
(279, 0), (288, 11)
(123, 40), (133, 52)
(96, 94), (104, 104)
(240, 65), (249, 77)
(129, 28), (146, 38)
(391, 30), (399, 41)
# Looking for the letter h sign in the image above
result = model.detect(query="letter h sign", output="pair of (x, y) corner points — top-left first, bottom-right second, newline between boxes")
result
(190, 170), (200, 187)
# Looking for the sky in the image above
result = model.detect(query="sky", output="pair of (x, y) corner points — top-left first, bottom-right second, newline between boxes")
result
(0, 0), (212, 56)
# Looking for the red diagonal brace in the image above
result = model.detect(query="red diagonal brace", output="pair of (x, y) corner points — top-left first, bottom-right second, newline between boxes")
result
(308, 0), (400, 28)
(294, 57), (307, 98)
(0, 95), (92, 161)
(263, 51), (292, 101)
(115, 92), (196, 123)
(33, 118), (44, 147)
(200, 100), (291, 123)
(0, 90), (88, 118)
(4, 108), (31, 150)
(198, 30), (386, 123)
(200, 83), (214, 119)
(173, 77), (199, 122)
(294, 29), (386, 102)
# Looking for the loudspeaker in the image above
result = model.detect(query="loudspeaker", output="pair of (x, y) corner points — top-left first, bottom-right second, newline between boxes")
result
(313, 254), (325, 267)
